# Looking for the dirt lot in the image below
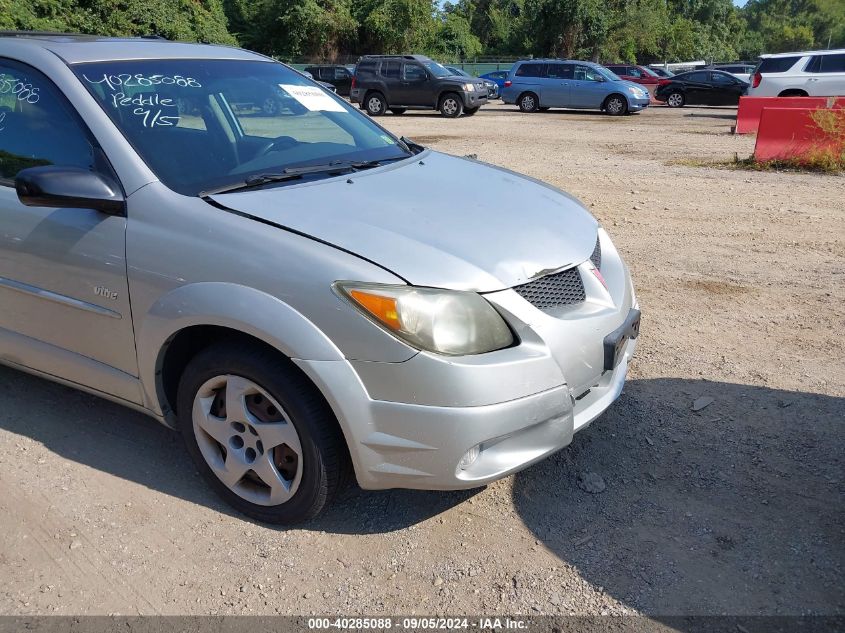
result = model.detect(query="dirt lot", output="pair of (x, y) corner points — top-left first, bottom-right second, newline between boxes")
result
(1, 102), (843, 618)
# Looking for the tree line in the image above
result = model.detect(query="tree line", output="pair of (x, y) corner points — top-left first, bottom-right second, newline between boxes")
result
(3, 0), (844, 64)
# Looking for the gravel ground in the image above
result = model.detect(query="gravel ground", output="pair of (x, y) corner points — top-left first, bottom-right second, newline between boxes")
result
(0, 102), (843, 618)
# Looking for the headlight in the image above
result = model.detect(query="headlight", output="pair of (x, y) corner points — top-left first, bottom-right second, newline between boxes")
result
(463, 83), (475, 92)
(335, 282), (514, 355)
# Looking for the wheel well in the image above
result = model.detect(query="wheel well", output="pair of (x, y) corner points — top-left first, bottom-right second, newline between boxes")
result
(156, 326), (285, 421)
(603, 92), (627, 107)
(438, 90), (460, 106)
(363, 90), (384, 106)
(778, 89), (808, 97)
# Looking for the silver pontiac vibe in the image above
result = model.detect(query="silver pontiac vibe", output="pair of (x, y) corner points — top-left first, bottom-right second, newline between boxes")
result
(0, 33), (640, 523)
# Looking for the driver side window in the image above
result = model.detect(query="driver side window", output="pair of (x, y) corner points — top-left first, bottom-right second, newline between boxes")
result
(403, 64), (427, 81)
(0, 59), (95, 182)
(574, 65), (602, 82)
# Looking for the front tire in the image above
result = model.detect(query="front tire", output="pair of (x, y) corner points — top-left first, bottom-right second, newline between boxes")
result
(666, 91), (685, 108)
(177, 341), (348, 524)
(605, 94), (628, 116)
(518, 92), (539, 113)
(365, 92), (387, 116)
(439, 93), (464, 118)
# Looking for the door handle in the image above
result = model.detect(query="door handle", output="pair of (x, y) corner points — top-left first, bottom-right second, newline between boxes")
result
(808, 78), (819, 82)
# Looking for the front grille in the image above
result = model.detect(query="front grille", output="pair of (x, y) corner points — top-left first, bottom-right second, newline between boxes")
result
(513, 267), (586, 309)
(590, 236), (602, 270)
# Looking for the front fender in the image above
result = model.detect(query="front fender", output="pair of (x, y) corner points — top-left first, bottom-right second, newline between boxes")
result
(136, 282), (344, 415)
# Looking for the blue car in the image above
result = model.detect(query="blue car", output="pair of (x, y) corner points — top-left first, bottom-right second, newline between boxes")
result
(444, 65), (499, 99)
(479, 70), (510, 90)
(501, 59), (650, 115)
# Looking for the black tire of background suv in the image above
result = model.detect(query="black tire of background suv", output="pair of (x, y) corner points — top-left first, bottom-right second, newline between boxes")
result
(463, 107), (479, 116)
(439, 92), (464, 118)
(177, 341), (349, 524)
(390, 108), (407, 115)
(365, 92), (387, 116)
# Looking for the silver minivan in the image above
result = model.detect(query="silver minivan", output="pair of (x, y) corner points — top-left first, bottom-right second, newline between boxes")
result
(0, 33), (640, 523)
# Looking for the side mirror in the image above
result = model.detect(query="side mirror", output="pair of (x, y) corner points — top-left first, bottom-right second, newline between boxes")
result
(15, 166), (125, 215)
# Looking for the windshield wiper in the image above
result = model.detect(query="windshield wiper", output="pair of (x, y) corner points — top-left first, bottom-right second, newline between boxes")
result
(200, 160), (389, 196)
(399, 136), (425, 154)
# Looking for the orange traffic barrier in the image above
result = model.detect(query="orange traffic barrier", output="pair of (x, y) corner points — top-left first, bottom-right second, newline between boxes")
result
(735, 96), (843, 134)
(753, 107), (841, 162)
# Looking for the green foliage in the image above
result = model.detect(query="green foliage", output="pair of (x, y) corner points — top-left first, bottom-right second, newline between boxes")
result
(1, 0), (236, 44)
(356, 0), (437, 54)
(4, 0), (844, 64)
(434, 11), (483, 60)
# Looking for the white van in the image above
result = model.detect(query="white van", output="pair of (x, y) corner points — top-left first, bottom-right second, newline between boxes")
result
(748, 49), (845, 97)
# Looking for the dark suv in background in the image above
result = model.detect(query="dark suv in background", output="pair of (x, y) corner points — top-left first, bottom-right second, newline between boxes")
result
(350, 55), (488, 117)
(304, 64), (354, 96)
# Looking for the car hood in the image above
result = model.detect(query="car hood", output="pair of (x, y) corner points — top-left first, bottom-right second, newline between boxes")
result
(209, 150), (598, 292)
(617, 79), (647, 92)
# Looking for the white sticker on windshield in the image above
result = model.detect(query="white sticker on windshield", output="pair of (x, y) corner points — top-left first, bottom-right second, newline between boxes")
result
(279, 84), (346, 112)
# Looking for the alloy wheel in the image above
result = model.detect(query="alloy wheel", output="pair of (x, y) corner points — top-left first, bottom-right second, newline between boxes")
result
(667, 93), (684, 107)
(442, 98), (459, 116)
(192, 374), (303, 506)
(521, 95), (536, 111)
(607, 97), (624, 115)
(367, 96), (383, 115)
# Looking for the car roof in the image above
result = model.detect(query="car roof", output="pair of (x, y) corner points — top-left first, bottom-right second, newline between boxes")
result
(0, 31), (265, 63)
(359, 54), (432, 62)
(760, 48), (845, 58)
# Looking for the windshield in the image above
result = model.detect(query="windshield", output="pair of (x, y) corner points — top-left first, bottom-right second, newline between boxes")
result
(424, 61), (454, 78)
(447, 67), (470, 77)
(74, 59), (410, 196)
(641, 66), (659, 77)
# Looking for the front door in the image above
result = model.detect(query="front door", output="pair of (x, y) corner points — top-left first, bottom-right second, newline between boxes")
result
(571, 65), (610, 109)
(396, 63), (430, 106)
(0, 59), (138, 385)
(709, 72), (744, 105)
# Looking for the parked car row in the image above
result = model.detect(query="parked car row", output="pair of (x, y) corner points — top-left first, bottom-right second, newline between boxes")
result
(307, 48), (845, 120)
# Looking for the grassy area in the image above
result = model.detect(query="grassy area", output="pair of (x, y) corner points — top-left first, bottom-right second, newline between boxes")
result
(669, 154), (844, 174)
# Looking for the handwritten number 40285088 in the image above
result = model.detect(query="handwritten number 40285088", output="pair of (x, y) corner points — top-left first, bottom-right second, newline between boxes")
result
(0, 75), (40, 104)
(83, 74), (202, 91)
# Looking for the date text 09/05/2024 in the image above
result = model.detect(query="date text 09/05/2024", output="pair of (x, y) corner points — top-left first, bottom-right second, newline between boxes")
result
(307, 618), (529, 630)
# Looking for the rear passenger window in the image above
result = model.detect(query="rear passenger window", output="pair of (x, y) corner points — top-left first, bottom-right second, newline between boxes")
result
(819, 54), (845, 73)
(334, 67), (350, 80)
(381, 61), (401, 79)
(0, 59), (95, 181)
(685, 71), (709, 82)
(759, 57), (800, 73)
(546, 64), (573, 79)
(356, 60), (377, 76)
(515, 63), (546, 78)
